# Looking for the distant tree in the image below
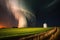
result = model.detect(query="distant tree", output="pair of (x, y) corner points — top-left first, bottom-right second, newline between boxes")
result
(12, 26), (17, 28)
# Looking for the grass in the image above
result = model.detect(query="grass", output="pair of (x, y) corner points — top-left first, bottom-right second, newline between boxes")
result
(0, 27), (52, 39)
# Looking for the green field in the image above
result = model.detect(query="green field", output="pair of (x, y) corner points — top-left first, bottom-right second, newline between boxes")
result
(0, 28), (52, 39)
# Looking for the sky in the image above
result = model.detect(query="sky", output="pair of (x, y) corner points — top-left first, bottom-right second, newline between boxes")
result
(23, 0), (60, 27)
(0, 0), (60, 28)
(0, 0), (18, 28)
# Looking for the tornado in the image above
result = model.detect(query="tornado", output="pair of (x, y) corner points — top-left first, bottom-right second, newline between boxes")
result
(6, 0), (35, 28)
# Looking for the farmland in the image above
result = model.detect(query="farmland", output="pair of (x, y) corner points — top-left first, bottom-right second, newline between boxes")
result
(0, 27), (52, 39)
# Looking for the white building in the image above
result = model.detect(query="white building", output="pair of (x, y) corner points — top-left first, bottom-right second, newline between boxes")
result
(43, 23), (47, 28)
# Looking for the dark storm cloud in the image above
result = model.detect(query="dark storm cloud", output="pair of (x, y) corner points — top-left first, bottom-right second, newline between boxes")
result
(0, 0), (60, 27)
(0, 0), (18, 27)
(24, 0), (60, 27)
